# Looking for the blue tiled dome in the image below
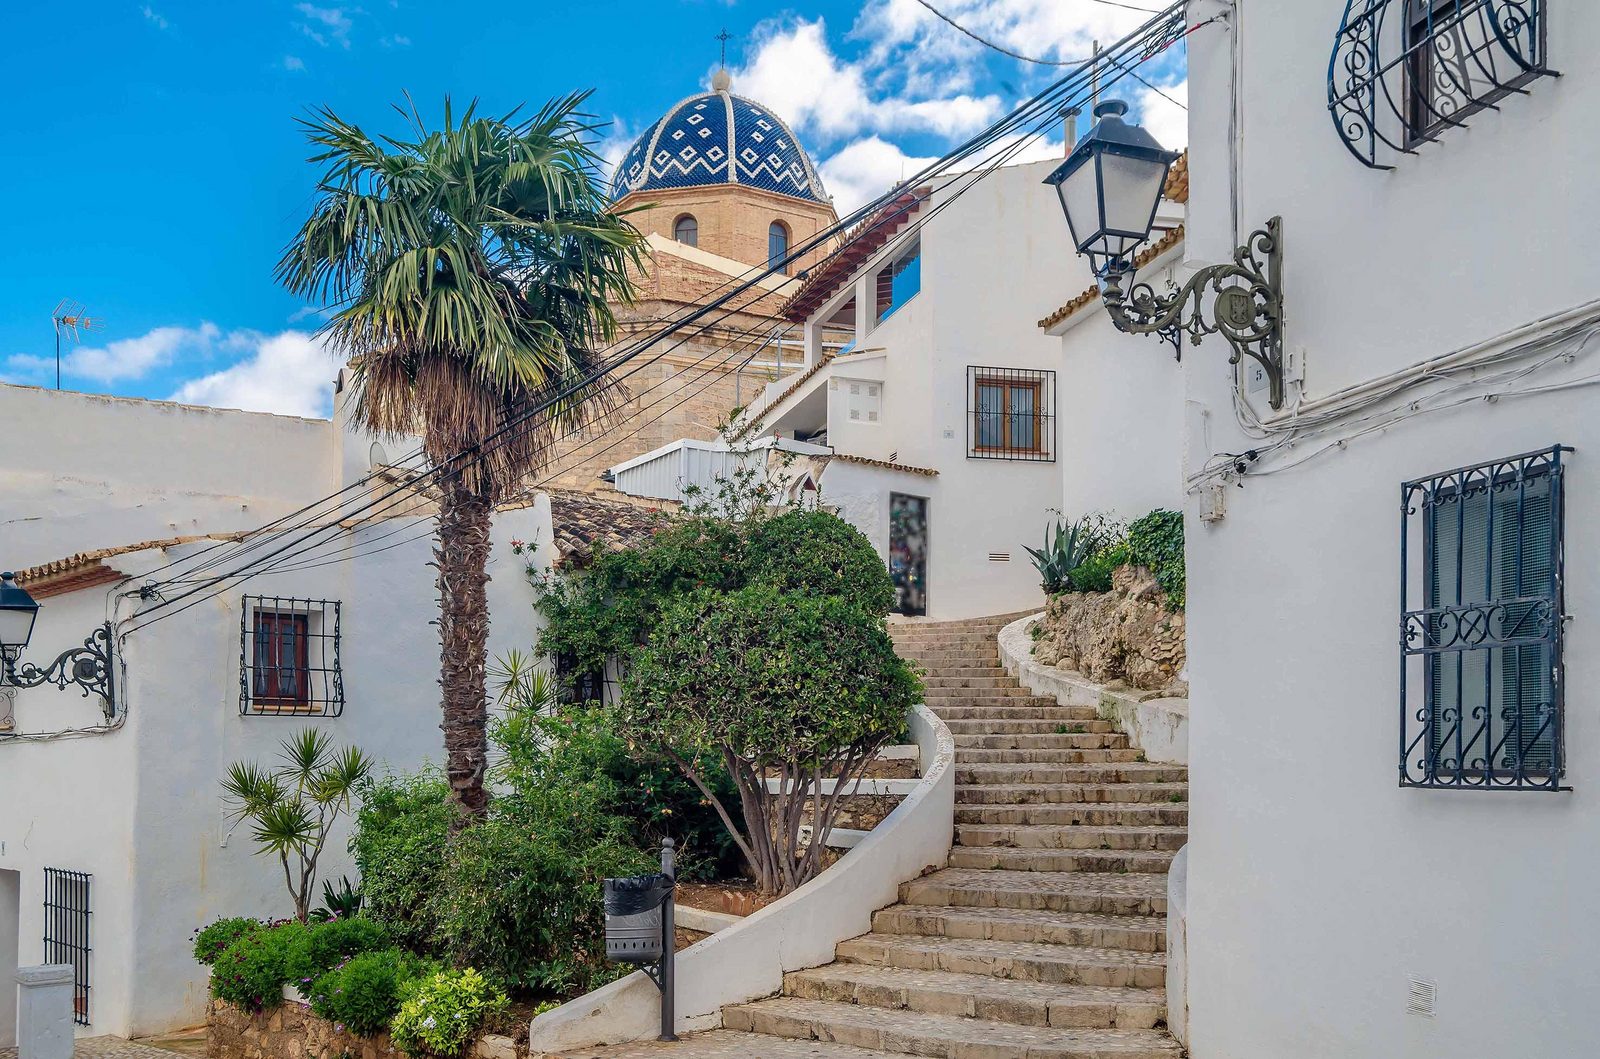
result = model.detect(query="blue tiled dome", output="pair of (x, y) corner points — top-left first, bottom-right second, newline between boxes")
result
(613, 80), (828, 203)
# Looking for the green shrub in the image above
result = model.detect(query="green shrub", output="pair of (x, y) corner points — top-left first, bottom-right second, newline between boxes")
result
(308, 948), (437, 1037)
(210, 921), (309, 1011)
(351, 772), (455, 951)
(193, 917), (263, 966)
(1127, 509), (1185, 608)
(285, 917), (390, 986)
(433, 814), (651, 995)
(621, 584), (918, 895)
(1027, 514), (1122, 595)
(389, 969), (509, 1058)
(741, 509), (895, 616)
(1066, 541), (1130, 594)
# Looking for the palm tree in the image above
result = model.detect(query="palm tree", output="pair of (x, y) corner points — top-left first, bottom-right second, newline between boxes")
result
(277, 95), (644, 820)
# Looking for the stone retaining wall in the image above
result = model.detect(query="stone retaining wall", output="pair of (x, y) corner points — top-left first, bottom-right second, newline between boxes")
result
(207, 999), (523, 1059)
(1030, 565), (1186, 693)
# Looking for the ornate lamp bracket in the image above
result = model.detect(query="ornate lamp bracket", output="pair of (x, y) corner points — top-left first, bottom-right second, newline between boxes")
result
(1101, 217), (1286, 408)
(1, 623), (117, 713)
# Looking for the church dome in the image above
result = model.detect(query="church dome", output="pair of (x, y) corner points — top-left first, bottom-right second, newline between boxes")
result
(612, 75), (828, 204)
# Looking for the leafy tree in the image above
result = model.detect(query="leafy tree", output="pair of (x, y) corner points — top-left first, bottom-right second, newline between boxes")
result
(277, 94), (645, 820)
(620, 585), (919, 895)
(222, 730), (373, 922)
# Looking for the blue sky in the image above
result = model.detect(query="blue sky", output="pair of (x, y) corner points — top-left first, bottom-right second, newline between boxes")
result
(0, 1), (1185, 418)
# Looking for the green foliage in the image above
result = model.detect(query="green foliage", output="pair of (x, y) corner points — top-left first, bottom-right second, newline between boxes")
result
(389, 969), (510, 1058)
(307, 949), (438, 1038)
(1066, 541), (1130, 594)
(210, 921), (309, 1012)
(285, 917), (391, 986)
(1027, 514), (1122, 594)
(222, 730), (374, 922)
(193, 917), (264, 966)
(311, 877), (363, 923)
(740, 509), (896, 616)
(1126, 509), (1186, 608)
(432, 814), (650, 996)
(350, 773), (456, 952)
(621, 584), (917, 894)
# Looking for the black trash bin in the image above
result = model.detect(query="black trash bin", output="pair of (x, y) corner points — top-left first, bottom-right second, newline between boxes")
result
(603, 873), (674, 964)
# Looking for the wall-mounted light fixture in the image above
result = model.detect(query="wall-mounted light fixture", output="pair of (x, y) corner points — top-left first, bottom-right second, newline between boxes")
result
(1044, 100), (1288, 409)
(0, 572), (116, 708)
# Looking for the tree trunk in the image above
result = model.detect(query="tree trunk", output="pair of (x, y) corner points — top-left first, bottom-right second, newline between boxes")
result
(436, 477), (493, 822)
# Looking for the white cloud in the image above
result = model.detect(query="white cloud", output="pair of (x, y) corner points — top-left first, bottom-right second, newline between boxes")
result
(595, 117), (636, 186)
(140, 5), (168, 30)
(294, 3), (353, 49)
(6, 322), (222, 385)
(818, 137), (940, 216)
(170, 331), (335, 419)
(1134, 77), (1188, 152)
(283, 54), (306, 72)
(380, 34), (411, 47)
(727, 18), (1002, 145)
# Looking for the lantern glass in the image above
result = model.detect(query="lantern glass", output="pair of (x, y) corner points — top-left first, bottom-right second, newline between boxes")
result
(0, 573), (40, 654)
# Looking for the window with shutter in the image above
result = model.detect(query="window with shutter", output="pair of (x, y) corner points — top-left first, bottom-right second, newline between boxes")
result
(1402, 446), (1567, 790)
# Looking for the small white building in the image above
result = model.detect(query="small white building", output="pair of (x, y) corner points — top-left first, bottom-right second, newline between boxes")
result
(1128, 1), (1600, 1055)
(0, 379), (660, 1040)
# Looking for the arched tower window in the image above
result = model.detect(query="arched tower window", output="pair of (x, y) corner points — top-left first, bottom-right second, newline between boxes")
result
(768, 221), (791, 272)
(673, 214), (698, 247)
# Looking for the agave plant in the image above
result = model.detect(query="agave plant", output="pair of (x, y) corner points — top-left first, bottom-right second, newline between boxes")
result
(1025, 513), (1118, 595)
(309, 876), (363, 922)
(222, 729), (373, 922)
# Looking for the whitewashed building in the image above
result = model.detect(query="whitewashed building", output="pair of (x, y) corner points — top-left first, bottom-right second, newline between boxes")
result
(0, 379), (663, 1041)
(1056, 1), (1600, 1055)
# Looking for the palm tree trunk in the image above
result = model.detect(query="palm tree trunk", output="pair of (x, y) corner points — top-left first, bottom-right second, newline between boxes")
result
(436, 477), (493, 821)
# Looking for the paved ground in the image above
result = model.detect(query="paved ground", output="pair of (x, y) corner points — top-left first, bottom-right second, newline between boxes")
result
(1, 1037), (187, 1059)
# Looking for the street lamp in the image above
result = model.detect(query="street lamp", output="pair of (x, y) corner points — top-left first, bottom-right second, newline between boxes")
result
(0, 572), (116, 708)
(1045, 99), (1288, 409)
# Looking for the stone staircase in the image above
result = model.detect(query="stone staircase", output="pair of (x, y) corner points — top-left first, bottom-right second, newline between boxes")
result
(560, 614), (1187, 1058)
(717, 615), (1187, 1058)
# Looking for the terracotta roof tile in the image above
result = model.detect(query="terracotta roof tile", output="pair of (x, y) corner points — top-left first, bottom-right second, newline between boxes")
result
(826, 453), (939, 478)
(11, 533), (251, 599)
(781, 188), (930, 323)
(1037, 224), (1186, 331)
(545, 489), (673, 569)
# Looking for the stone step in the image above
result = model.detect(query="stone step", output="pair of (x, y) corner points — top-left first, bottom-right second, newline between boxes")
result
(723, 998), (1181, 1059)
(553, 1028), (906, 1058)
(919, 669), (1010, 681)
(933, 705), (1103, 721)
(902, 869), (1168, 916)
(872, 904), (1167, 953)
(836, 934), (1167, 989)
(955, 748), (1146, 764)
(953, 733), (1131, 751)
(783, 963), (1168, 1030)
(956, 803), (1188, 827)
(949, 846), (1178, 874)
(956, 783), (1188, 805)
(942, 720), (1121, 736)
(956, 764), (1187, 785)
(955, 823), (1189, 851)
(922, 688), (1063, 703)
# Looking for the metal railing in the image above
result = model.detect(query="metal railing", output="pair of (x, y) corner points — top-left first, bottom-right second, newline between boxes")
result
(239, 596), (345, 717)
(43, 867), (91, 1026)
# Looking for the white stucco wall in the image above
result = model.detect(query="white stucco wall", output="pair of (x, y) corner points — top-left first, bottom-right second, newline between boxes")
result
(1178, 4), (1600, 1057)
(0, 385), (340, 570)
(0, 504), (550, 1038)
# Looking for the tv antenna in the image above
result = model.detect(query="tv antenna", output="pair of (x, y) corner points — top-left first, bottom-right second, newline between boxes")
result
(51, 299), (105, 389)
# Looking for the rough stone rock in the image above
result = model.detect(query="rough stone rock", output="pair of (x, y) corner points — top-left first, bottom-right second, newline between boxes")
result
(1031, 564), (1186, 692)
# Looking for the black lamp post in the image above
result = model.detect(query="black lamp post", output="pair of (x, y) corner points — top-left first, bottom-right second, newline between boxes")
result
(0, 572), (116, 708)
(1045, 99), (1289, 409)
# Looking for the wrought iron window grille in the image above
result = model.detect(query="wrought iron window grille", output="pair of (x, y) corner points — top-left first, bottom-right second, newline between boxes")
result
(1400, 445), (1569, 791)
(966, 366), (1057, 463)
(239, 597), (344, 717)
(43, 868), (92, 1026)
(1330, 0), (1556, 169)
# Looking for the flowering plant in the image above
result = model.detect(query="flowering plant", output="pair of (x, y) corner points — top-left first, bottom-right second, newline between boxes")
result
(388, 968), (507, 1057)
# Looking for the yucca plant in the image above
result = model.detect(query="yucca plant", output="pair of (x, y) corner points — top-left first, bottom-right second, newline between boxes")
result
(277, 94), (646, 822)
(222, 730), (374, 922)
(1025, 513), (1118, 595)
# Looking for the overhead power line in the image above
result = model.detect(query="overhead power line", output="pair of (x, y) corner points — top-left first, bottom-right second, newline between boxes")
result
(115, 3), (1190, 633)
